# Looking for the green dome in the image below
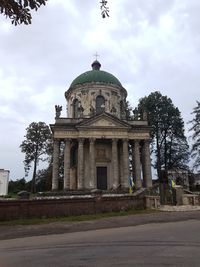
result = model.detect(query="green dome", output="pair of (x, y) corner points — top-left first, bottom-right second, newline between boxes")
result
(70, 61), (122, 88)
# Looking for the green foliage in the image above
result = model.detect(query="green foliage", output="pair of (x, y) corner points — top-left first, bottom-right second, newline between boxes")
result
(0, 1), (109, 25)
(36, 165), (52, 192)
(0, 0), (47, 25)
(189, 101), (200, 171)
(8, 178), (31, 193)
(100, 0), (109, 18)
(138, 91), (189, 179)
(20, 121), (52, 193)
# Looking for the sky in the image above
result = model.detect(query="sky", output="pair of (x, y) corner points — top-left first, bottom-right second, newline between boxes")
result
(0, 0), (200, 180)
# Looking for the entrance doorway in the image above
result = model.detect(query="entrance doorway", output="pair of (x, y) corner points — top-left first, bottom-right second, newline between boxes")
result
(97, 167), (107, 190)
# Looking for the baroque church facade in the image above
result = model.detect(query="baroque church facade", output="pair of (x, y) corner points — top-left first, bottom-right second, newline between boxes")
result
(50, 60), (152, 191)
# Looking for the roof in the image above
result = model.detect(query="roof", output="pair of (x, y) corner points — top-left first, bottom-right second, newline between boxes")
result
(70, 60), (122, 88)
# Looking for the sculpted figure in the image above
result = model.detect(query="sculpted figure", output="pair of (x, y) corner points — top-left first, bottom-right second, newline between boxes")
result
(90, 105), (95, 116)
(79, 104), (84, 117)
(55, 105), (62, 118)
(111, 106), (117, 114)
(133, 108), (139, 120)
(143, 110), (148, 120)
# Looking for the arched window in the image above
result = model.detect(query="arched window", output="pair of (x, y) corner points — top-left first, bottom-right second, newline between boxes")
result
(73, 99), (79, 118)
(96, 95), (105, 114)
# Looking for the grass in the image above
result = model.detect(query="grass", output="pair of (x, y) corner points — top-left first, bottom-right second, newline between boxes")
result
(0, 209), (160, 226)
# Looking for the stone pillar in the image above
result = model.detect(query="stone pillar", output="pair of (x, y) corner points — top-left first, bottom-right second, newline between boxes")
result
(119, 143), (123, 186)
(112, 138), (119, 189)
(132, 140), (142, 189)
(89, 138), (95, 189)
(52, 139), (60, 190)
(78, 138), (84, 189)
(122, 138), (129, 188)
(64, 139), (71, 190)
(142, 140), (152, 188)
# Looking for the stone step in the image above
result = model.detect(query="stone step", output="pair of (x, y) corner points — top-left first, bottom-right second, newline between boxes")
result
(159, 205), (200, 212)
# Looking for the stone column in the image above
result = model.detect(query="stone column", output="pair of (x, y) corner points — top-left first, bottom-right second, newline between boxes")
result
(89, 138), (95, 189)
(122, 138), (129, 188)
(78, 138), (84, 189)
(112, 138), (119, 189)
(64, 139), (71, 190)
(52, 139), (60, 190)
(133, 140), (142, 189)
(119, 143), (123, 186)
(142, 140), (152, 188)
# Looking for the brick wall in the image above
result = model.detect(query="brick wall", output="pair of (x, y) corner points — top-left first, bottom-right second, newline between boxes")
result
(0, 194), (146, 221)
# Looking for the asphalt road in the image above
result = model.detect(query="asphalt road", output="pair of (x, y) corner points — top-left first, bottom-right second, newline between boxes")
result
(0, 219), (200, 267)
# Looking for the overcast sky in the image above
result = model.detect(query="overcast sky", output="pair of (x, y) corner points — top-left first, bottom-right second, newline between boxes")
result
(0, 0), (200, 180)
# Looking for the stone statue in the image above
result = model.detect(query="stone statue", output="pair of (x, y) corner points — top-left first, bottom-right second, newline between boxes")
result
(111, 106), (117, 114)
(90, 105), (95, 116)
(55, 105), (62, 118)
(79, 105), (84, 118)
(142, 110), (148, 120)
(133, 108), (139, 120)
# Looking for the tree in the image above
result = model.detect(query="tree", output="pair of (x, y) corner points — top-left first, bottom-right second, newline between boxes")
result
(0, 0), (109, 25)
(8, 178), (31, 193)
(0, 0), (47, 25)
(189, 101), (200, 172)
(100, 0), (109, 18)
(20, 121), (52, 193)
(138, 91), (189, 181)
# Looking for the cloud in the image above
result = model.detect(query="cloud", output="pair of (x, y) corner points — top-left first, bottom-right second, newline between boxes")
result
(0, 0), (200, 179)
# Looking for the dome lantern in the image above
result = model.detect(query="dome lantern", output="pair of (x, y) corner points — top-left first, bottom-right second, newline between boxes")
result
(91, 60), (101, 70)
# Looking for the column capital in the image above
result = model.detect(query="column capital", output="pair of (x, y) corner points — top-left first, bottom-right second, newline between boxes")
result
(89, 138), (96, 143)
(134, 140), (140, 148)
(112, 138), (118, 143)
(134, 139), (140, 144)
(143, 139), (151, 145)
(78, 138), (85, 144)
(122, 138), (129, 142)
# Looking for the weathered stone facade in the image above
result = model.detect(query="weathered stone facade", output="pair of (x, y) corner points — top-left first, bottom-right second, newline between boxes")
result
(50, 60), (152, 191)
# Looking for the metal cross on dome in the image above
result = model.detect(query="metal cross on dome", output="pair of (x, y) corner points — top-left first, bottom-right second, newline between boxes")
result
(94, 52), (100, 60)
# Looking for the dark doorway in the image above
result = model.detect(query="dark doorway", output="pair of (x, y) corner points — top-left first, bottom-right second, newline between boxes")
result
(97, 167), (107, 190)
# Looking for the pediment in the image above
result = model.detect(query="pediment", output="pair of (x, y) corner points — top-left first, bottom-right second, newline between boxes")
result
(77, 113), (130, 129)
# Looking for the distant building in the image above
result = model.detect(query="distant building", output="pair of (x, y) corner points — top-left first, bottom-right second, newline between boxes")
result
(193, 173), (200, 189)
(0, 169), (9, 196)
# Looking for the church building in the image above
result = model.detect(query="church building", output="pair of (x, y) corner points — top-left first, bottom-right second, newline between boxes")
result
(50, 60), (152, 191)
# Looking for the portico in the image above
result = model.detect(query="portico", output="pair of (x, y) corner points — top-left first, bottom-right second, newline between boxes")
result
(51, 114), (152, 191)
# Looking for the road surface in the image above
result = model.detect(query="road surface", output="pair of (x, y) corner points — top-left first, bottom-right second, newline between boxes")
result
(0, 219), (200, 267)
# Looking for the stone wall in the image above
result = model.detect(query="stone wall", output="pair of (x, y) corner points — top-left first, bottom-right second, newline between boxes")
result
(0, 194), (153, 221)
(66, 84), (126, 119)
(182, 194), (200, 205)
